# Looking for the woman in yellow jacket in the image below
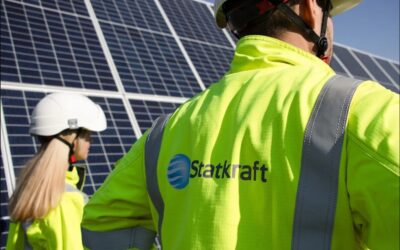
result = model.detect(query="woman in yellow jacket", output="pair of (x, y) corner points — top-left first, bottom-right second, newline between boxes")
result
(6, 92), (107, 250)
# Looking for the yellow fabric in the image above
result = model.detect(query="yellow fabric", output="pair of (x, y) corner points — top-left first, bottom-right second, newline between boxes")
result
(82, 36), (399, 249)
(6, 167), (85, 250)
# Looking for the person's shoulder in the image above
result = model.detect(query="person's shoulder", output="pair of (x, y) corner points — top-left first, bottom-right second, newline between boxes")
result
(61, 189), (86, 207)
(347, 79), (399, 174)
(354, 79), (398, 98)
(41, 191), (85, 221)
(36, 192), (84, 230)
(350, 79), (398, 117)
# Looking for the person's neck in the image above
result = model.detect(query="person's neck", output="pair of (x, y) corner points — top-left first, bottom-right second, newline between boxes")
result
(276, 31), (316, 56)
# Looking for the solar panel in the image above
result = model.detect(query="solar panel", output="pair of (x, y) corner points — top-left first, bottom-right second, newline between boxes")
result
(333, 45), (372, 80)
(0, 150), (10, 249)
(160, 0), (231, 47)
(375, 57), (400, 86)
(100, 22), (202, 96)
(130, 99), (181, 133)
(353, 51), (393, 84)
(91, 0), (168, 32)
(333, 43), (399, 92)
(330, 54), (348, 76)
(182, 39), (233, 87)
(1, 0), (116, 90)
(0, 0), (399, 248)
(19, 0), (90, 17)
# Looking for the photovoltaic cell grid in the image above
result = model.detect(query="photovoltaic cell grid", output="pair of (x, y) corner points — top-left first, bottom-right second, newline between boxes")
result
(83, 96), (137, 195)
(16, 0), (89, 17)
(333, 44), (399, 92)
(130, 100), (181, 134)
(334, 45), (372, 80)
(91, 0), (168, 33)
(0, 151), (9, 249)
(374, 58), (399, 86)
(100, 21), (202, 97)
(353, 51), (394, 86)
(1, 90), (45, 174)
(331, 55), (347, 75)
(0, 89), (137, 197)
(160, 0), (231, 47)
(182, 39), (234, 87)
(1, 0), (116, 90)
(159, 0), (235, 87)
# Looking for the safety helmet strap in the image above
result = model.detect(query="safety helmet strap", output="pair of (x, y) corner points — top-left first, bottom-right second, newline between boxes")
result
(317, 0), (331, 58)
(224, 0), (331, 59)
(271, 0), (329, 58)
(55, 128), (82, 170)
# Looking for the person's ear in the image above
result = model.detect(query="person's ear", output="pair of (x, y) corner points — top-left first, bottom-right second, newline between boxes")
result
(299, 0), (319, 29)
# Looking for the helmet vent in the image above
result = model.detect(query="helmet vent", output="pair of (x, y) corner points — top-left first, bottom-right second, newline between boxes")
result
(68, 119), (78, 129)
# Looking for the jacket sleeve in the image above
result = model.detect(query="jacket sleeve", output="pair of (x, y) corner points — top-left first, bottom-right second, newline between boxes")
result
(346, 81), (399, 250)
(27, 192), (85, 249)
(6, 223), (25, 250)
(81, 131), (156, 249)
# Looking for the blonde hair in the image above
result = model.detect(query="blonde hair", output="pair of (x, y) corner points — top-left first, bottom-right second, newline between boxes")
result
(9, 138), (70, 221)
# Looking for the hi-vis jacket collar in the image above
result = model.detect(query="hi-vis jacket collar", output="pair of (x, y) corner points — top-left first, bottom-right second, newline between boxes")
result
(227, 35), (332, 75)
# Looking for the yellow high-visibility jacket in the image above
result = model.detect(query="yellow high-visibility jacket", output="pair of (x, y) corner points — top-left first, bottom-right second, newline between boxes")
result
(82, 36), (399, 250)
(6, 167), (87, 250)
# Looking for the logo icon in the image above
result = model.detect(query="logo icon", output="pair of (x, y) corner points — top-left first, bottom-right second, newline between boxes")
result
(167, 154), (191, 189)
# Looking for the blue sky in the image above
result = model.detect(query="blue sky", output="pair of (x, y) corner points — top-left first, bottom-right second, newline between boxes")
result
(333, 0), (399, 62)
(208, 0), (399, 62)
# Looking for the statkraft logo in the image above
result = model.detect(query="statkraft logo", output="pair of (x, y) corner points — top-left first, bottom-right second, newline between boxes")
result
(167, 154), (268, 189)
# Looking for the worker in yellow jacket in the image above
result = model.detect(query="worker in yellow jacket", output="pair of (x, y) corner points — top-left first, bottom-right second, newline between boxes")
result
(6, 93), (107, 249)
(82, 0), (399, 249)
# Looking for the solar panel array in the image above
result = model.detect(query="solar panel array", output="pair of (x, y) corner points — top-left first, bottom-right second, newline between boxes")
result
(1, 0), (399, 247)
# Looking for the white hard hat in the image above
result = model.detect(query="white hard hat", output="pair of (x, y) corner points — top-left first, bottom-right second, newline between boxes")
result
(214, 0), (363, 28)
(29, 92), (107, 136)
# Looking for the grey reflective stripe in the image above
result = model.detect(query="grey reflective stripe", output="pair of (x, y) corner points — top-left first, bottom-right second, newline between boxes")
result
(22, 221), (33, 250)
(65, 183), (77, 192)
(145, 114), (171, 249)
(292, 75), (362, 250)
(82, 227), (156, 250)
(65, 183), (89, 204)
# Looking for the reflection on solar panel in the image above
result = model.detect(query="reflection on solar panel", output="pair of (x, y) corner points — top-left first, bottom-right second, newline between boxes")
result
(0, 0), (399, 248)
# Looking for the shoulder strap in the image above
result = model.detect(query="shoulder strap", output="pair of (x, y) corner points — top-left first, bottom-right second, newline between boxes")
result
(292, 75), (363, 250)
(145, 114), (171, 250)
(21, 221), (33, 250)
